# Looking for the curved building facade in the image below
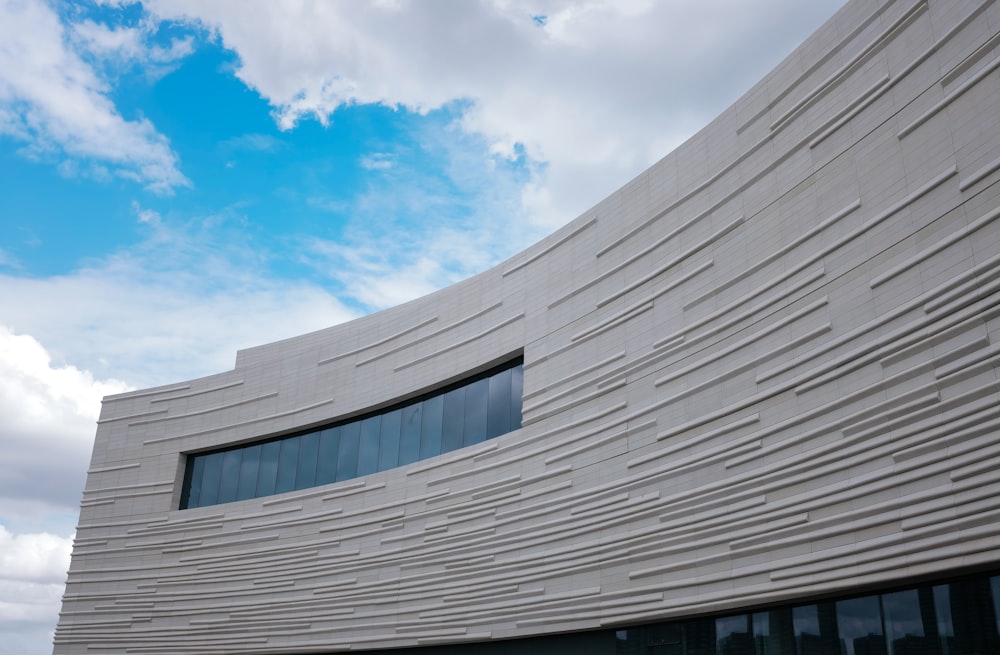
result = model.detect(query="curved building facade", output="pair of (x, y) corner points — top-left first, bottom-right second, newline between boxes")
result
(55, 0), (1000, 653)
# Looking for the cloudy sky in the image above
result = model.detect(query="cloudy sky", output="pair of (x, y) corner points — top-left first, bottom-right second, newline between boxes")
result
(0, 0), (844, 652)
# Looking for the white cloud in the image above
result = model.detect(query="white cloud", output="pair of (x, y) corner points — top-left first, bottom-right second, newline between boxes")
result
(0, 526), (72, 585)
(0, 323), (125, 655)
(131, 199), (161, 225)
(359, 152), (395, 170)
(0, 526), (72, 655)
(0, 0), (189, 193)
(72, 18), (193, 65)
(138, 0), (843, 225)
(0, 219), (360, 389)
(0, 325), (130, 516)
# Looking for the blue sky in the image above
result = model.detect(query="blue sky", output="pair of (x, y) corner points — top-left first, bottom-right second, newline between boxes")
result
(0, 0), (843, 652)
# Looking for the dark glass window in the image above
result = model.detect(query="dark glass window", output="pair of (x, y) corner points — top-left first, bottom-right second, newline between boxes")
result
(181, 358), (523, 509)
(441, 387), (466, 453)
(216, 450), (242, 504)
(379, 409), (402, 470)
(198, 451), (223, 507)
(398, 404), (422, 466)
(183, 453), (206, 509)
(274, 437), (300, 494)
(296, 432), (320, 490)
(236, 444), (261, 501)
(463, 378), (489, 447)
(419, 395), (444, 459)
(337, 421), (361, 480)
(486, 367), (512, 439)
(357, 415), (382, 476)
(836, 596), (885, 655)
(255, 441), (280, 497)
(611, 574), (1000, 655)
(315, 427), (341, 486)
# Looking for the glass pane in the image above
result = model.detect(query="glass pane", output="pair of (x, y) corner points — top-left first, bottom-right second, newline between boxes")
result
(256, 441), (280, 497)
(993, 575), (1000, 634)
(933, 584), (953, 640)
(315, 427), (341, 485)
(379, 408), (401, 470)
(441, 386), (466, 453)
(760, 608), (795, 654)
(836, 595), (884, 655)
(357, 415), (381, 476)
(463, 377), (489, 447)
(794, 604), (820, 637)
(275, 436), (300, 494)
(296, 432), (319, 490)
(337, 421), (360, 480)
(183, 454), (206, 509)
(509, 363), (524, 430)
(419, 395), (443, 459)
(794, 602), (840, 655)
(716, 615), (753, 655)
(398, 403), (422, 466)
(614, 629), (631, 655)
(198, 451), (224, 507)
(486, 367), (511, 438)
(948, 577), (1000, 653)
(882, 589), (925, 654)
(647, 622), (683, 654)
(236, 444), (261, 501)
(685, 617), (715, 655)
(990, 576), (1000, 640)
(217, 449), (242, 504)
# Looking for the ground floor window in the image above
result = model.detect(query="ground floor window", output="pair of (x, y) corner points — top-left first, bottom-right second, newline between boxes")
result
(614, 571), (1000, 655)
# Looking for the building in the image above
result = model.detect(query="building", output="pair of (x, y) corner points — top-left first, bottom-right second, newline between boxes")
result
(55, 0), (1000, 653)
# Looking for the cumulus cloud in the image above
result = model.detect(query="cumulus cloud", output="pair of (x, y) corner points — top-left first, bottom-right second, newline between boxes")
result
(0, 0), (189, 193)
(0, 324), (125, 655)
(137, 0), (842, 226)
(0, 325), (129, 516)
(0, 526), (73, 655)
(0, 526), (72, 585)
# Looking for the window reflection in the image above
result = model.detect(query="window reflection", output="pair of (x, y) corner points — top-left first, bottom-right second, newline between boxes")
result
(236, 444), (261, 501)
(296, 433), (319, 489)
(315, 427), (340, 486)
(441, 387), (466, 452)
(610, 575), (1000, 655)
(379, 409), (401, 470)
(274, 437), (299, 494)
(419, 395), (444, 459)
(217, 449), (242, 504)
(357, 415), (382, 476)
(181, 359), (523, 509)
(398, 404), (422, 466)
(255, 441), (280, 496)
(337, 421), (360, 480)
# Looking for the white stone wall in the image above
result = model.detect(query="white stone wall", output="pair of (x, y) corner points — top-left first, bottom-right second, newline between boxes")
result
(55, 0), (1000, 652)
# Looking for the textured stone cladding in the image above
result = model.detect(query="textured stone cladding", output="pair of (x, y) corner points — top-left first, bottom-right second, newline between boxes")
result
(55, 0), (1000, 652)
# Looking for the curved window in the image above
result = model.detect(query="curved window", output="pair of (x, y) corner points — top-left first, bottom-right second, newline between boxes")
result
(180, 359), (523, 509)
